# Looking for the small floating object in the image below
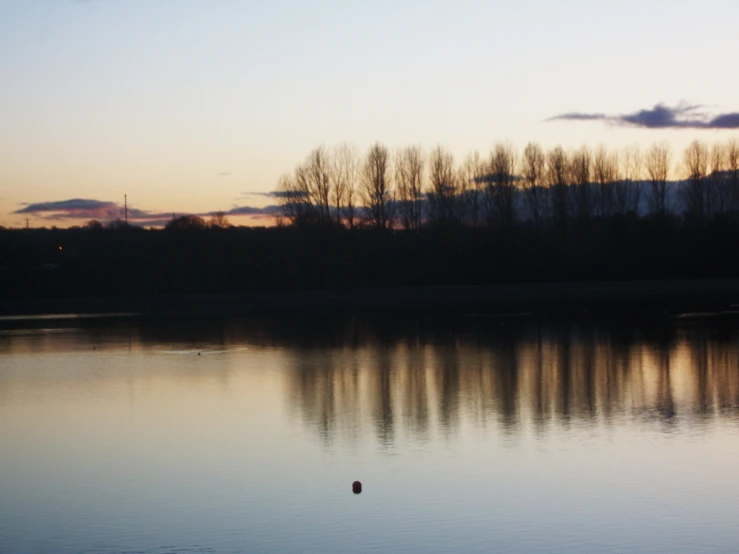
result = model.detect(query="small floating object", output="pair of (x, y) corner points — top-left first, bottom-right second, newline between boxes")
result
(352, 481), (362, 494)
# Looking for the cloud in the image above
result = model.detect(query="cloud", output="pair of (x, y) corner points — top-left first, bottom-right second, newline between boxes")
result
(548, 102), (739, 129)
(710, 113), (739, 129)
(549, 112), (607, 121)
(204, 205), (281, 217)
(13, 198), (174, 224)
(14, 199), (120, 219)
(244, 190), (310, 199)
(14, 197), (283, 227)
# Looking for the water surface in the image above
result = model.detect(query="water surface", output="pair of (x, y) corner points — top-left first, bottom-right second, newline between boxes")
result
(1, 315), (738, 553)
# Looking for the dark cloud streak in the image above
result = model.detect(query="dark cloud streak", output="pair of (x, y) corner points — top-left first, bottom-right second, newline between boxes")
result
(14, 199), (117, 215)
(13, 198), (282, 226)
(549, 112), (607, 121)
(548, 102), (739, 129)
(244, 191), (309, 199)
(204, 205), (281, 216)
(14, 198), (174, 224)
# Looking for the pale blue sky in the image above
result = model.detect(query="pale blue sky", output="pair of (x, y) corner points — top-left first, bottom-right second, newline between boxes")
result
(1, 0), (738, 226)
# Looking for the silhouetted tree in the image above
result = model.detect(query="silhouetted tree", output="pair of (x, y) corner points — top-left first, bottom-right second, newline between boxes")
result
(458, 151), (485, 226)
(728, 138), (739, 213)
(684, 140), (709, 218)
(613, 154), (629, 215)
(165, 215), (207, 230)
(276, 173), (316, 226)
(106, 218), (132, 230)
(209, 212), (230, 228)
(621, 144), (643, 214)
(361, 142), (393, 228)
(299, 146), (333, 225)
(547, 145), (569, 232)
(521, 142), (547, 230)
(593, 144), (617, 217)
(646, 141), (671, 216)
(427, 146), (457, 226)
(570, 145), (593, 218)
(275, 146), (335, 228)
(395, 146), (424, 230)
(488, 142), (518, 230)
(84, 219), (103, 230)
(709, 142), (729, 215)
(332, 143), (359, 228)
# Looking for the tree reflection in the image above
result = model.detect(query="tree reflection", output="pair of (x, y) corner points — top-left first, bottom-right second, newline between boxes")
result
(6, 314), (735, 448)
(282, 316), (739, 447)
(399, 346), (430, 440)
(371, 346), (395, 447)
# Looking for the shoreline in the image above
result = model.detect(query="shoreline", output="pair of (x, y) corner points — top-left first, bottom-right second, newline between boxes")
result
(2, 279), (739, 318)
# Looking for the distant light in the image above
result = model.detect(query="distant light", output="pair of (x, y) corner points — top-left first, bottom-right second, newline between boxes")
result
(58, 246), (63, 251)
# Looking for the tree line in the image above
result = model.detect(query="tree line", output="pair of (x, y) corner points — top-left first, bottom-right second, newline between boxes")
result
(277, 138), (739, 229)
(4, 138), (739, 303)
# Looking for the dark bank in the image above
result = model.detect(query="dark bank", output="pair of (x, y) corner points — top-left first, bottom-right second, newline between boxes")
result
(2, 216), (739, 317)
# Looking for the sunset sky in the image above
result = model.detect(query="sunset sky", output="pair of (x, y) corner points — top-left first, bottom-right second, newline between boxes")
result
(1, 0), (738, 227)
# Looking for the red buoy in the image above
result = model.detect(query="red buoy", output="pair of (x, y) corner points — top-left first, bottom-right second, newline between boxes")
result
(352, 481), (362, 494)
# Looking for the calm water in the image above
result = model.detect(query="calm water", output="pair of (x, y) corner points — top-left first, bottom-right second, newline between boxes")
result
(1, 314), (739, 554)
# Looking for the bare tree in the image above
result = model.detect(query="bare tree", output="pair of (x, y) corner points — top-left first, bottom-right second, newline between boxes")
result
(208, 212), (230, 228)
(709, 142), (728, 215)
(593, 144), (617, 217)
(521, 142), (547, 230)
(427, 146), (457, 226)
(458, 151), (486, 227)
(488, 142), (518, 229)
(455, 154), (470, 224)
(683, 140), (709, 218)
(645, 141), (671, 216)
(298, 146), (332, 224)
(84, 219), (103, 230)
(276, 172), (316, 226)
(277, 146), (334, 227)
(165, 214), (207, 231)
(395, 146), (425, 230)
(332, 143), (359, 228)
(547, 145), (570, 231)
(621, 145), (643, 214)
(613, 154), (629, 215)
(727, 138), (739, 213)
(360, 142), (393, 228)
(569, 145), (592, 218)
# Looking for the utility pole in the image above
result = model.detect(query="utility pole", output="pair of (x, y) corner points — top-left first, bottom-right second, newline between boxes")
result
(124, 195), (128, 225)
(26, 218), (29, 229)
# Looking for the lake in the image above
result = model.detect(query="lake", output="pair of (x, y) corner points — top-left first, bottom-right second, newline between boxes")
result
(1, 313), (738, 553)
